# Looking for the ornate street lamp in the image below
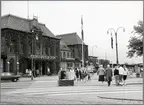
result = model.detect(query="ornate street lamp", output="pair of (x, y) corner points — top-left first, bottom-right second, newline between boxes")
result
(31, 29), (34, 80)
(35, 33), (42, 76)
(107, 27), (125, 64)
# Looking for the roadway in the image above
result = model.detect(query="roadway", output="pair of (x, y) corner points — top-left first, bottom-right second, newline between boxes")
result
(1, 73), (143, 104)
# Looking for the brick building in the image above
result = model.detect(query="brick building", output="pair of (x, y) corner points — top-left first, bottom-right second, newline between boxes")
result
(1, 14), (60, 75)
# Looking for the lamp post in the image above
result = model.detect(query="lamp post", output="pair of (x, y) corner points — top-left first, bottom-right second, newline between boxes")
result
(31, 30), (34, 80)
(35, 33), (42, 76)
(16, 61), (19, 75)
(107, 27), (125, 64)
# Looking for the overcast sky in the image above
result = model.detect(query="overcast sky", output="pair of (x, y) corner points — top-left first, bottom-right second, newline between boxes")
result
(2, 1), (143, 64)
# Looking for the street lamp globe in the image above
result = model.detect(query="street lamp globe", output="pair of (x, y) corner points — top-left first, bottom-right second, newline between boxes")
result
(17, 62), (19, 65)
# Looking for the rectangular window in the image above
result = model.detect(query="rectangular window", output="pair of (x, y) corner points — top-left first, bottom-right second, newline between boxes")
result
(67, 52), (69, 58)
(63, 52), (66, 58)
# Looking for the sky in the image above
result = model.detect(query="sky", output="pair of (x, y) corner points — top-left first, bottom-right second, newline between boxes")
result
(1, 1), (143, 64)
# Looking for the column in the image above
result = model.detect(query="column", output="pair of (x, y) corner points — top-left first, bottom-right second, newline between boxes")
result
(52, 61), (56, 74)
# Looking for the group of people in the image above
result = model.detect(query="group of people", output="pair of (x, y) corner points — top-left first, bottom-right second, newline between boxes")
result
(25, 69), (40, 78)
(25, 67), (51, 78)
(114, 65), (129, 86)
(97, 64), (129, 86)
(58, 67), (91, 81)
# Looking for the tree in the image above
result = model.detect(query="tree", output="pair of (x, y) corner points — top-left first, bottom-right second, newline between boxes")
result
(127, 20), (143, 58)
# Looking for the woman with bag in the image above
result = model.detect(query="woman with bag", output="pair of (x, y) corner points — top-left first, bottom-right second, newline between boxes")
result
(97, 65), (105, 83)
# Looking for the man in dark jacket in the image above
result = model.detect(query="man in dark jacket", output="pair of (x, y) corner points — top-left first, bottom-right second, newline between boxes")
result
(114, 65), (119, 86)
(105, 65), (113, 86)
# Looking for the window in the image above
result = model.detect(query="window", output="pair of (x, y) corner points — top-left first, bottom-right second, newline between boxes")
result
(70, 52), (72, 58)
(63, 52), (66, 58)
(68, 62), (73, 67)
(67, 52), (69, 58)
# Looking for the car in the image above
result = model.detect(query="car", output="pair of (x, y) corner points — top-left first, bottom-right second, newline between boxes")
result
(1, 72), (21, 82)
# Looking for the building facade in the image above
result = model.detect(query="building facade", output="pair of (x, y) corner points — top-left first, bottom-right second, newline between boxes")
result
(1, 14), (60, 75)
(57, 32), (88, 68)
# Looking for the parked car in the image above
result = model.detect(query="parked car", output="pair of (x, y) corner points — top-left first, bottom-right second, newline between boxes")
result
(1, 72), (21, 82)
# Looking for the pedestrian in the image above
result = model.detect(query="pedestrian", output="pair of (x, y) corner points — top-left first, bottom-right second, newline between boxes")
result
(69, 68), (76, 80)
(79, 69), (82, 81)
(66, 68), (70, 80)
(28, 69), (32, 77)
(59, 68), (66, 80)
(97, 65), (105, 83)
(118, 65), (125, 85)
(105, 65), (113, 86)
(114, 65), (119, 86)
(75, 68), (79, 81)
(36, 69), (40, 77)
(26, 69), (29, 76)
(123, 65), (129, 86)
(47, 67), (51, 76)
(87, 72), (91, 80)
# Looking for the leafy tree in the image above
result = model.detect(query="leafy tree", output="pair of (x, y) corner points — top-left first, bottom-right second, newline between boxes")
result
(127, 20), (143, 58)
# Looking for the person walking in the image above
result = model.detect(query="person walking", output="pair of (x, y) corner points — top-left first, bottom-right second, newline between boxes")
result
(79, 69), (82, 81)
(69, 68), (76, 80)
(75, 68), (79, 81)
(26, 69), (29, 76)
(59, 68), (66, 80)
(36, 69), (40, 77)
(97, 65), (105, 83)
(114, 65), (119, 86)
(28, 69), (32, 77)
(123, 65), (129, 86)
(105, 65), (113, 86)
(47, 67), (51, 76)
(118, 65), (125, 85)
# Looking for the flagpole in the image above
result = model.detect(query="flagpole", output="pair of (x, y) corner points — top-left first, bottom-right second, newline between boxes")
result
(81, 15), (84, 68)
(82, 34), (84, 68)
(27, 0), (29, 19)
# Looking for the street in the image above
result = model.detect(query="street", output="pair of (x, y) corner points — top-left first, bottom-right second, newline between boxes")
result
(1, 73), (143, 104)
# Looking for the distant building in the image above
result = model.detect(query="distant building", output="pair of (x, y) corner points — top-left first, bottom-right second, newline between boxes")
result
(60, 40), (75, 69)
(1, 14), (60, 75)
(56, 32), (88, 68)
(88, 56), (99, 65)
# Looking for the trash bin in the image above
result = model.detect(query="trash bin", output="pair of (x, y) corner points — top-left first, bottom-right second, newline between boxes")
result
(136, 73), (140, 78)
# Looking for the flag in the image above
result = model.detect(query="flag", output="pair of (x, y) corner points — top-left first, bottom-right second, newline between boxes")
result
(81, 16), (84, 41)
(111, 33), (113, 49)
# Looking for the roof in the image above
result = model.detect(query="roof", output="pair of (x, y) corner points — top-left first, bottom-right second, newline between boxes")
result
(56, 32), (86, 45)
(60, 40), (71, 51)
(1, 14), (58, 39)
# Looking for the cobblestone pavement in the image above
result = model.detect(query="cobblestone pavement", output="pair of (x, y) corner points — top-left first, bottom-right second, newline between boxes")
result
(1, 73), (143, 104)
